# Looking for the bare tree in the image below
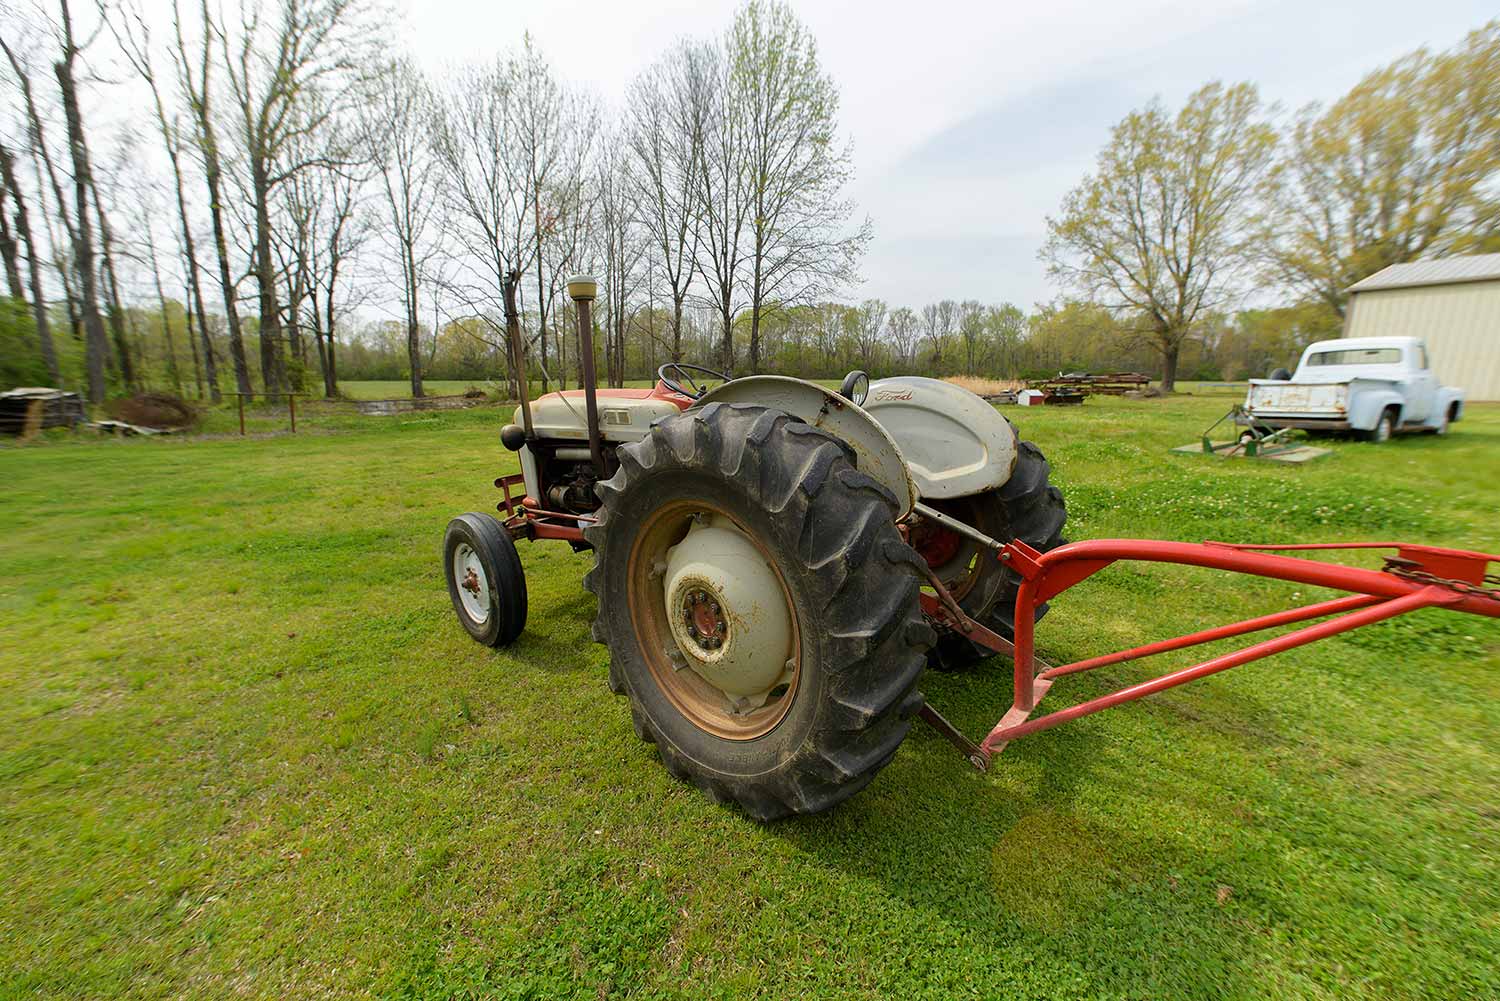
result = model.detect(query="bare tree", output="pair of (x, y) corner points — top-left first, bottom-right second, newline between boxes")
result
(728, 0), (868, 373)
(137, 200), (183, 393)
(0, 141), (58, 382)
(366, 57), (438, 397)
(542, 112), (599, 390)
(89, 148), (138, 390)
(110, 0), (219, 399)
(920, 299), (955, 370)
(957, 299), (984, 374)
(626, 40), (710, 365)
(985, 302), (1026, 376)
(274, 142), (319, 389)
(885, 306), (919, 368)
(4, 28), (84, 348)
(431, 59), (531, 396)
(596, 133), (644, 387)
(173, 0), (250, 397)
(691, 41), (746, 373)
(44, 0), (111, 402)
(850, 297), (885, 372)
(307, 165), (365, 397)
(0, 168), (23, 298)
(222, 0), (367, 399)
(508, 38), (594, 392)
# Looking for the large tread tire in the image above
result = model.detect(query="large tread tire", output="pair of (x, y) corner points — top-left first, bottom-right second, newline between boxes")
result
(583, 403), (935, 821)
(927, 441), (1067, 671)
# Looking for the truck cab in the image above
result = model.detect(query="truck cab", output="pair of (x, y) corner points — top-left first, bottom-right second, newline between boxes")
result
(1245, 336), (1465, 441)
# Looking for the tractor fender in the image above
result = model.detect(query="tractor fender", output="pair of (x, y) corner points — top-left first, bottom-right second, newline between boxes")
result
(690, 376), (918, 519)
(861, 377), (1018, 499)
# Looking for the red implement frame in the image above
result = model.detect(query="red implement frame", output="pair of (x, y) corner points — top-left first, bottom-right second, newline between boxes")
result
(942, 538), (1500, 768)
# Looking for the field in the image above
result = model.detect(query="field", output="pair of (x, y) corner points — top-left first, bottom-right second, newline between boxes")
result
(3, 391), (1498, 999)
(338, 380), (495, 400)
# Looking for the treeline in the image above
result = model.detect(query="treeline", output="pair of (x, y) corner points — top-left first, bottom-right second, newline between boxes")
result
(0, 0), (869, 403)
(1043, 22), (1500, 390)
(2, 2), (1496, 403)
(286, 296), (1327, 386)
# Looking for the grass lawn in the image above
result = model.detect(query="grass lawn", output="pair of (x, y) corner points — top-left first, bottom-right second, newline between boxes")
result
(337, 380), (495, 400)
(2, 390), (1497, 999)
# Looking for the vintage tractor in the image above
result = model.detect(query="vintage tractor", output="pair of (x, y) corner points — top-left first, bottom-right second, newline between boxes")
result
(444, 274), (1500, 821)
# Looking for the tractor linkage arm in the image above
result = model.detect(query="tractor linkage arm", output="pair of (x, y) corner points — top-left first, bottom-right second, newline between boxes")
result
(917, 536), (1500, 771)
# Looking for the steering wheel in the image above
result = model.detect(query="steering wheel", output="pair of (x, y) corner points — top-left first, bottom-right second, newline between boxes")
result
(658, 363), (730, 400)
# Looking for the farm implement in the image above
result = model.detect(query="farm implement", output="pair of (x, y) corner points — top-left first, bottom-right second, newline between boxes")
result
(443, 273), (1499, 820)
(1172, 404), (1331, 462)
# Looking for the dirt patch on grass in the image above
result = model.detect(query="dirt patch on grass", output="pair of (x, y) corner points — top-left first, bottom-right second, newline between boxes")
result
(108, 392), (199, 430)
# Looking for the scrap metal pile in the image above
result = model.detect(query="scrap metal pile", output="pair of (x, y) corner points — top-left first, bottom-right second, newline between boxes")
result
(1029, 371), (1152, 396)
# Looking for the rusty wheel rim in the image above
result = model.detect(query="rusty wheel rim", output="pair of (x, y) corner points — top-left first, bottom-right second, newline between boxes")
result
(626, 499), (801, 740)
(919, 498), (988, 602)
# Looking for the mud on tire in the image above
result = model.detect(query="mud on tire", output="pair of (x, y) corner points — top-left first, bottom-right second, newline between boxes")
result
(583, 403), (935, 821)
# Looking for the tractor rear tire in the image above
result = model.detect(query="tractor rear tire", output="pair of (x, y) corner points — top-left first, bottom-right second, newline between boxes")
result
(584, 403), (935, 821)
(925, 441), (1067, 671)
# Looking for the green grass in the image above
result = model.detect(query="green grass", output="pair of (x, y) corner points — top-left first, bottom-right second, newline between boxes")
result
(2, 393), (1498, 999)
(338, 380), (498, 400)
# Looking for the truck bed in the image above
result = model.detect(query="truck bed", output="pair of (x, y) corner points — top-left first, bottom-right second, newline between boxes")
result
(1245, 380), (1350, 419)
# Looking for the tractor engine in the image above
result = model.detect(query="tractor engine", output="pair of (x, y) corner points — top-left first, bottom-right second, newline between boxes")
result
(543, 456), (602, 513)
(501, 385), (694, 518)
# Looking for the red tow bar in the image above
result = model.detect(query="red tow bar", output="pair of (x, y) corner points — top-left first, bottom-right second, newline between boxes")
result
(926, 538), (1500, 767)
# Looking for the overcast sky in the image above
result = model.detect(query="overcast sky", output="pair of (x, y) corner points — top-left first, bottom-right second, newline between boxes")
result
(407, 1), (1490, 310)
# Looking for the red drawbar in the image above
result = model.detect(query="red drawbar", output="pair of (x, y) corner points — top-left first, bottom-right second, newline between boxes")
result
(965, 538), (1500, 761)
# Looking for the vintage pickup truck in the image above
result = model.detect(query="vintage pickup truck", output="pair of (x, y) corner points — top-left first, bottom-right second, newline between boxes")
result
(1244, 336), (1465, 442)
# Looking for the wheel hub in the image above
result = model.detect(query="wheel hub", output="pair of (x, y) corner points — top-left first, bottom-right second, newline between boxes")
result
(663, 516), (793, 703)
(682, 588), (727, 650)
(452, 543), (490, 624)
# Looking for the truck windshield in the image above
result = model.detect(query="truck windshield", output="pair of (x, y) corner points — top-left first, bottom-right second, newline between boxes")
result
(1306, 348), (1402, 366)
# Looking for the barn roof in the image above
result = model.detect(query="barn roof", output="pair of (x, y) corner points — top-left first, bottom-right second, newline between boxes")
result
(1348, 253), (1500, 293)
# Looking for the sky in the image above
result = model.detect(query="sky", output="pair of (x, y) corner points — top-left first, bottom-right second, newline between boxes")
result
(402, 0), (1495, 311)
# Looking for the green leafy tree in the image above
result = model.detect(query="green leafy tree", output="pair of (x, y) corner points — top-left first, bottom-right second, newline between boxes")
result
(984, 303), (1026, 376)
(1026, 300), (1130, 376)
(1042, 81), (1275, 391)
(1261, 22), (1500, 322)
(0, 296), (47, 388)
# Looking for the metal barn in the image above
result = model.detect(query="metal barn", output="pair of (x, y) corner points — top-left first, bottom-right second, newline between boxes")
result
(1345, 253), (1500, 400)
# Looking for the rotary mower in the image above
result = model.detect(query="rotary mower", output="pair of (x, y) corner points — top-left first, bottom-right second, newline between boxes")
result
(442, 273), (1500, 821)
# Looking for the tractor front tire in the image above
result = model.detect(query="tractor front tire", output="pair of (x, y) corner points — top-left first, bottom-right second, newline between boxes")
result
(443, 513), (527, 647)
(924, 441), (1067, 671)
(584, 403), (935, 821)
